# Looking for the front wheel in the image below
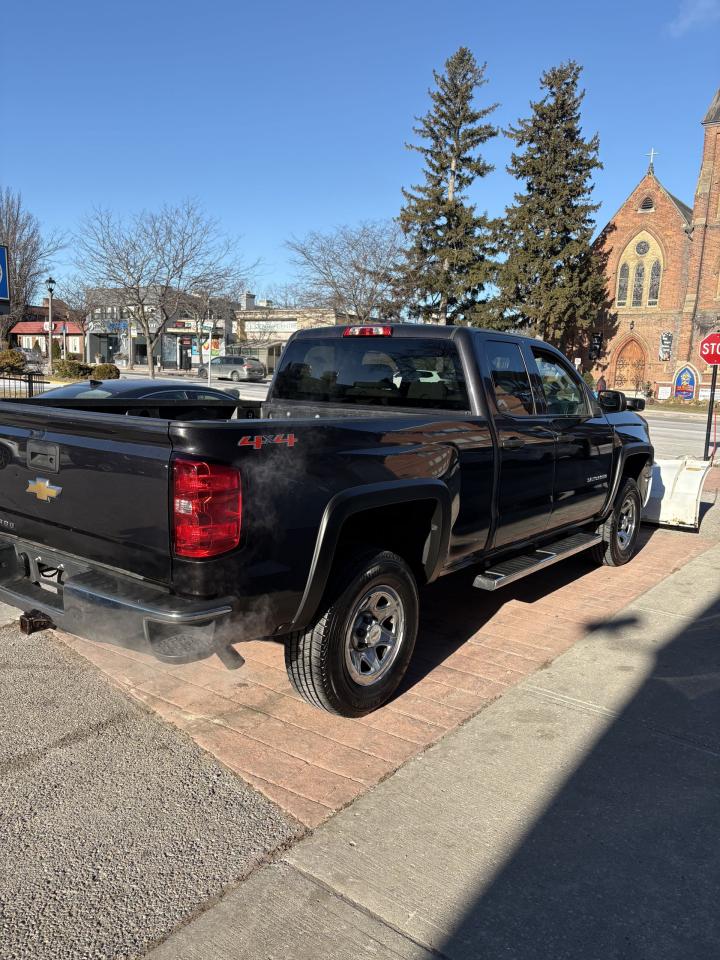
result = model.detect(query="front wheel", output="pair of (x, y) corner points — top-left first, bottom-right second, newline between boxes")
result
(592, 478), (642, 567)
(285, 549), (419, 716)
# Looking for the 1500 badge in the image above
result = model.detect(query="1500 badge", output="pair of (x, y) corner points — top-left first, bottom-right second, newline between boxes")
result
(238, 434), (297, 450)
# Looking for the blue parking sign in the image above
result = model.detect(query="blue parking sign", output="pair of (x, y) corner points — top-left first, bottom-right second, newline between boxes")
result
(0, 245), (9, 301)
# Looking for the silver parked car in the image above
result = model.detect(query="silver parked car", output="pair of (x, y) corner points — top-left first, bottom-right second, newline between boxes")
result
(197, 355), (266, 382)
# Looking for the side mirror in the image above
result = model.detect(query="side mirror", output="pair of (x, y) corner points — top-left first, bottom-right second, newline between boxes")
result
(626, 397), (645, 412)
(598, 389), (627, 413)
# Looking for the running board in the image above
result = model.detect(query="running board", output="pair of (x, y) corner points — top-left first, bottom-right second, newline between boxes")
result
(473, 532), (602, 591)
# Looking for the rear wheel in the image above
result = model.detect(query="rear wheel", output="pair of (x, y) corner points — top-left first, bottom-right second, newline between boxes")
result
(230, 370), (241, 382)
(285, 549), (418, 716)
(592, 478), (642, 567)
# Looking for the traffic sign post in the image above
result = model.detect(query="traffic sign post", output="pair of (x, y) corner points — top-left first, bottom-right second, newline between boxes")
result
(699, 332), (720, 461)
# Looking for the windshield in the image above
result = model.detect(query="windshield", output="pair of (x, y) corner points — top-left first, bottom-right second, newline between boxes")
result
(273, 337), (469, 411)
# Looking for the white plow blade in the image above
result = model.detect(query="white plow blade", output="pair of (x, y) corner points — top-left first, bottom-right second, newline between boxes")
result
(643, 457), (712, 529)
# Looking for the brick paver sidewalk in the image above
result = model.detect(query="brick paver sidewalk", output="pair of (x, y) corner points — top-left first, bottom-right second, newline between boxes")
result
(56, 500), (716, 829)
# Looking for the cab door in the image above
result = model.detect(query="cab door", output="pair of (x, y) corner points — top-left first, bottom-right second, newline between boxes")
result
(524, 345), (614, 529)
(481, 340), (556, 549)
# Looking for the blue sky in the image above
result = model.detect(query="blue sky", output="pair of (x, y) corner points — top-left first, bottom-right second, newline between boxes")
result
(3, 0), (719, 294)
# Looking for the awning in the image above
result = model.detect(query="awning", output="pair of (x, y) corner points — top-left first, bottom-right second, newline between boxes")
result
(11, 321), (84, 335)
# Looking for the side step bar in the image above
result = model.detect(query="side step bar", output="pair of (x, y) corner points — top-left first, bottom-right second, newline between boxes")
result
(473, 531), (602, 592)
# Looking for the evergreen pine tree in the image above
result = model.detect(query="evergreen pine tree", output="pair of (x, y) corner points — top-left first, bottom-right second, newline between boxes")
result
(399, 48), (498, 325)
(497, 61), (606, 352)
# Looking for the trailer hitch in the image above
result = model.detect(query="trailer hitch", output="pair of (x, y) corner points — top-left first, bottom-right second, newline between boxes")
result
(19, 609), (56, 635)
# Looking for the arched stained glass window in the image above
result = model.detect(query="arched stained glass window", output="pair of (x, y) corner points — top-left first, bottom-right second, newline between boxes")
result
(648, 260), (661, 306)
(632, 263), (645, 307)
(616, 263), (629, 306)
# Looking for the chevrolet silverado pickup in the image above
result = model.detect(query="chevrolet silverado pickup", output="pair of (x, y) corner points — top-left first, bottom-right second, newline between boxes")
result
(0, 325), (653, 716)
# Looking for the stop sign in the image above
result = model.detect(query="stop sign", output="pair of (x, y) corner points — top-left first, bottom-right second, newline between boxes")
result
(699, 332), (720, 365)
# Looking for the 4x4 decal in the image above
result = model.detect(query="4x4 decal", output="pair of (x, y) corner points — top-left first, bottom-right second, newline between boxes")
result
(238, 433), (297, 450)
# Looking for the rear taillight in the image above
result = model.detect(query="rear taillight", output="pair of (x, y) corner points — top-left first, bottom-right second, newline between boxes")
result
(343, 325), (393, 337)
(172, 458), (242, 558)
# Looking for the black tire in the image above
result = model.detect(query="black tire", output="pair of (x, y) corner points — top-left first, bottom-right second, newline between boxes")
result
(230, 370), (240, 382)
(592, 477), (642, 567)
(285, 549), (419, 717)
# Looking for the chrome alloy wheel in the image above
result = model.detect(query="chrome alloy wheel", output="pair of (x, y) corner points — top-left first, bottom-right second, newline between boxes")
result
(344, 585), (406, 686)
(617, 494), (638, 550)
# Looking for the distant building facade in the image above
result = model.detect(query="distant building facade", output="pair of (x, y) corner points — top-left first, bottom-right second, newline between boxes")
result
(592, 88), (720, 400)
(234, 292), (353, 372)
(10, 299), (84, 357)
(86, 292), (235, 369)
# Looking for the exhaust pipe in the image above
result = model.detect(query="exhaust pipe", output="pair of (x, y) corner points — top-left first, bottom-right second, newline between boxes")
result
(19, 609), (56, 635)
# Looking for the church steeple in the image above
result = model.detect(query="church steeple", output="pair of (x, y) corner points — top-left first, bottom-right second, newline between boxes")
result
(682, 86), (720, 354)
(703, 88), (720, 125)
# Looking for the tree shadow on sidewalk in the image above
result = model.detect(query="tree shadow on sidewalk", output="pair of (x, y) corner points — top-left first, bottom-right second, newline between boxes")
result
(435, 592), (720, 959)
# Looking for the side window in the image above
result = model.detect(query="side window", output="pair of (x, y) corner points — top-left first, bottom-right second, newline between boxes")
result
(140, 389), (188, 400)
(191, 391), (229, 401)
(487, 342), (535, 416)
(531, 350), (587, 416)
(210, 357), (222, 366)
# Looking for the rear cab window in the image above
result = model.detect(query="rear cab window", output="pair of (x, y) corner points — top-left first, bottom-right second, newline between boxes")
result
(273, 337), (470, 411)
(486, 342), (535, 416)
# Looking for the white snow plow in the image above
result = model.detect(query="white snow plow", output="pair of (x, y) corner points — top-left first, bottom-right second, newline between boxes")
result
(643, 457), (713, 530)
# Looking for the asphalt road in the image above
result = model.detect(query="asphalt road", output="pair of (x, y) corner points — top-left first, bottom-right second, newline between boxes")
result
(643, 410), (714, 460)
(0, 610), (300, 960)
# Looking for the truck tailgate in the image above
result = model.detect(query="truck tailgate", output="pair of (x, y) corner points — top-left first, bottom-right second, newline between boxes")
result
(0, 403), (172, 584)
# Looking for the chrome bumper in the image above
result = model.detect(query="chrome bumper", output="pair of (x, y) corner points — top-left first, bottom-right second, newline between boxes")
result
(0, 538), (235, 664)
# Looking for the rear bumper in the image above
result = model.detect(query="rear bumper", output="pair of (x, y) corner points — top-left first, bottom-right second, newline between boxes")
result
(0, 538), (237, 664)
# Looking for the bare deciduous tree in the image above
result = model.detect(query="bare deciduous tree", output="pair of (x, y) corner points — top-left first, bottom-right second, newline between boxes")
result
(0, 187), (64, 347)
(259, 283), (308, 309)
(57, 276), (105, 361)
(76, 200), (249, 377)
(286, 220), (405, 322)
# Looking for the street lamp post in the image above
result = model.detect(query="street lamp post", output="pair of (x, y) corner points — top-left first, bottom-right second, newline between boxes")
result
(205, 295), (214, 387)
(45, 276), (56, 375)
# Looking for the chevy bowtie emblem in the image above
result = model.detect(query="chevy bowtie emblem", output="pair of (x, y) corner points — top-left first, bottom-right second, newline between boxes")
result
(26, 478), (62, 502)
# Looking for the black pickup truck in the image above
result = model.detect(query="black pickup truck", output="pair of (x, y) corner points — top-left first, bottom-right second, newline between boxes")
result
(0, 324), (653, 716)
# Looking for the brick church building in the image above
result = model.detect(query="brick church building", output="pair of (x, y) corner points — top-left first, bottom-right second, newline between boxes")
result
(592, 87), (720, 400)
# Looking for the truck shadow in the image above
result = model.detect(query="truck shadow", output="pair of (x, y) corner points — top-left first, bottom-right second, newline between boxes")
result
(400, 526), (667, 695)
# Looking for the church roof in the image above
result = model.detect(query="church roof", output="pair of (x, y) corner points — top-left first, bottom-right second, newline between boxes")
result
(664, 189), (693, 223)
(704, 88), (720, 125)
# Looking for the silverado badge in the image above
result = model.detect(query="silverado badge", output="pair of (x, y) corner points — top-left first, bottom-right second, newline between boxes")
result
(26, 478), (62, 502)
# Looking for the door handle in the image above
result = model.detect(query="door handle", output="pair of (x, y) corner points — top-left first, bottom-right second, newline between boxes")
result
(502, 436), (526, 450)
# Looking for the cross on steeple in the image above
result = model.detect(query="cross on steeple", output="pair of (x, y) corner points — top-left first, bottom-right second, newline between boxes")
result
(647, 147), (658, 172)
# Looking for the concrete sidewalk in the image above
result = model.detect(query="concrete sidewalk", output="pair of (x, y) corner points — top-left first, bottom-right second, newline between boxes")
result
(150, 541), (720, 960)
